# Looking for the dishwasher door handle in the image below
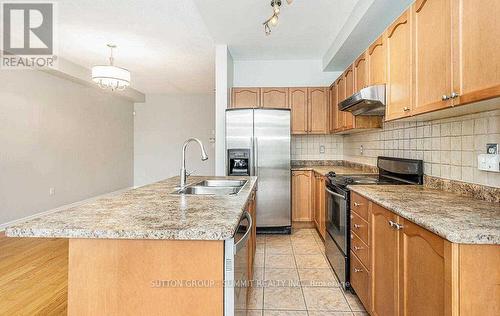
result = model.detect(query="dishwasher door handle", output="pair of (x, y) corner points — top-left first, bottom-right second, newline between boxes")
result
(234, 211), (253, 253)
(325, 188), (346, 200)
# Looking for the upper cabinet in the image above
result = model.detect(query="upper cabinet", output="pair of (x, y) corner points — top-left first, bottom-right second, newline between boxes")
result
(453, 0), (500, 105)
(231, 88), (260, 108)
(336, 76), (346, 130)
(261, 88), (289, 109)
(412, 0), (453, 115)
(368, 35), (386, 86)
(329, 83), (339, 133)
(308, 87), (329, 134)
(354, 52), (368, 92)
(385, 10), (412, 121)
(290, 88), (308, 134)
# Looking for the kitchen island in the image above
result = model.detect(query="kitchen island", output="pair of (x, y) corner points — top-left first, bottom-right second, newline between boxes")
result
(6, 176), (258, 316)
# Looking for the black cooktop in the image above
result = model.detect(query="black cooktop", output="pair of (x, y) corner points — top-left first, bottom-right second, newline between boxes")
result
(326, 172), (409, 188)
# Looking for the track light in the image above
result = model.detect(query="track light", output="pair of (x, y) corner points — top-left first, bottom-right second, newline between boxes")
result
(262, 0), (292, 35)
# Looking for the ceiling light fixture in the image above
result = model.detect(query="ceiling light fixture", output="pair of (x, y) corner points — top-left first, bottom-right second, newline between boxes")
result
(91, 44), (130, 91)
(262, 0), (292, 36)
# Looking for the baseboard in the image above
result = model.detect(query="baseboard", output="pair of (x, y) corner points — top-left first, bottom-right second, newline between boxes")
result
(0, 186), (133, 232)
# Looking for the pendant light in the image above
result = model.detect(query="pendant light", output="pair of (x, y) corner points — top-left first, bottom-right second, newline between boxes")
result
(91, 44), (130, 91)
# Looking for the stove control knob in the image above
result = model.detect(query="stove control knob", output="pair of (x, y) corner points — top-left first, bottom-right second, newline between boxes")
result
(327, 171), (336, 177)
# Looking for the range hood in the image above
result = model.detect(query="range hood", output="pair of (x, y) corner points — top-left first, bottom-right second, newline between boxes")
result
(339, 84), (386, 116)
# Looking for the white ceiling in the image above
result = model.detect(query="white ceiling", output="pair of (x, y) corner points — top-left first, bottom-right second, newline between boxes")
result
(56, 0), (215, 94)
(192, 0), (360, 60)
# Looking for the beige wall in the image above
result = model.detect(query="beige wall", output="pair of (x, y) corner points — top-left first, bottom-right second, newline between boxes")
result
(134, 94), (215, 187)
(292, 135), (343, 161)
(343, 109), (500, 188)
(0, 70), (134, 226)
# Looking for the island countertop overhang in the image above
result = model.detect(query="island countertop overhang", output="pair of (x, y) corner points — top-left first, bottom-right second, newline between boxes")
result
(5, 176), (258, 241)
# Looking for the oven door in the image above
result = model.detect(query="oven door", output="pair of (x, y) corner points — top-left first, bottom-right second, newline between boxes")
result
(325, 185), (349, 254)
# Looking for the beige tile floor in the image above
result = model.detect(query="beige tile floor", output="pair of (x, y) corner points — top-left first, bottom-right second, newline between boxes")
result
(238, 228), (368, 316)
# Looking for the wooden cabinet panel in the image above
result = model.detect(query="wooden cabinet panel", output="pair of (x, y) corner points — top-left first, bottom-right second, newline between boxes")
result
(344, 67), (355, 129)
(336, 77), (346, 130)
(308, 87), (329, 134)
(313, 174), (326, 240)
(291, 171), (313, 222)
(399, 218), (446, 316)
(351, 211), (369, 245)
(231, 88), (260, 108)
(329, 84), (339, 133)
(351, 192), (369, 222)
(368, 35), (386, 86)
(350, 250), (371, 311)
(412, 0), (453, 115)
(386, 11), (413, 121)
(261, 88), (289, 109)
(354, 53), (368, 91)
(453, 0), (500, 106)
(371, 203), (399, 316)
(351, 232), (369, 269)
(290, 88), (308, 134)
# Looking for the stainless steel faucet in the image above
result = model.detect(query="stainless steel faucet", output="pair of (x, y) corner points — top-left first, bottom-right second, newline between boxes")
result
(179, 138), (208, 188)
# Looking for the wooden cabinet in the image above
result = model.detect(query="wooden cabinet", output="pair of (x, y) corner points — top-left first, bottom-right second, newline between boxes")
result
(368, 35), (386, 86)
(290, 88), (308, 134)
(291, 170), (313, 222)
(354, 52), (368, 91)
(308, 87), (329, 134)
(343, 67), (355, 129)
(231, 88), (260, 108)
(453, 0), (500, 106)
(329, 83), (339, 133)
(399, 218), (447, 316)
(261, 88), (289, 109)
(412, 0), (453, 115)
(385, 10), (413, 121)
(336, 76), (346, 130)
(371, 203), (399, 316)
(313, 173), (326, 239)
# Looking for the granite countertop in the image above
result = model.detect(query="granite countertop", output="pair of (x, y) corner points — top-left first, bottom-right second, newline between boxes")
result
(6, 176), (257, 241)
(349, 185), (500, 245)
(292, 165), (376, 176)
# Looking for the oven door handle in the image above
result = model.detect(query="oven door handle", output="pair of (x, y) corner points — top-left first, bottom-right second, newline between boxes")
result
(234, 211), (253, 253)
(325, 188), (346, 200)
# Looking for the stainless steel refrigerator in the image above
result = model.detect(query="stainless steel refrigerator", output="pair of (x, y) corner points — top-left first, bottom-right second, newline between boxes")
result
(226, 108), (291, 233)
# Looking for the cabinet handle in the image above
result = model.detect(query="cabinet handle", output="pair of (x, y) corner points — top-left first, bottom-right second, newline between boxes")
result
(388, 220), (395, 227)
(394, 223), (404, 230)
(354, 268), (363, 273)
(354, 224), (362, 229)
(441, 95), (450, 101)
(353, 202), (362, 207)
(450, 92), (460, 99)
(403, 107), (410, 112)
(354, 246), (363, 251)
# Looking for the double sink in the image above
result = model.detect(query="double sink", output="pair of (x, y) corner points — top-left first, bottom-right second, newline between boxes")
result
(175, 179), (247, 196)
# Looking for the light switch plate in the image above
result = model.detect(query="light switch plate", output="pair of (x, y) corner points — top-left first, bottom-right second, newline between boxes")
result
(319, 145), (325, 154)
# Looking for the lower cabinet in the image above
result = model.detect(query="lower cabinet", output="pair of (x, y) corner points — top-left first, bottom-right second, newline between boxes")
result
(350, 192), (500, 316)
(291, 170), (313, 222)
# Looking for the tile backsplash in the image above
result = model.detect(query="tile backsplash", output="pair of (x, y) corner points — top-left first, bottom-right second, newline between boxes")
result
(343, 109), (500, 188)
(292, 109), (500, 188)
(291, 135), (343, 161)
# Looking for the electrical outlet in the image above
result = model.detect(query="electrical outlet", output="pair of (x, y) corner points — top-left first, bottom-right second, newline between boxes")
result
(319, 145), (325, 154)
(49, 187), (55, 196)
(360, 145), (364, 155)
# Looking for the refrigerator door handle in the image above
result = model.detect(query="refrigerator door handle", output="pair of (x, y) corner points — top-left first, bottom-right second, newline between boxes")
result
(254, 137), (259, 178)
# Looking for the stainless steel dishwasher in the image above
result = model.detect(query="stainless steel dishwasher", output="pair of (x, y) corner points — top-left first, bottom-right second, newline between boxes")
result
(224, 211), (253, 316)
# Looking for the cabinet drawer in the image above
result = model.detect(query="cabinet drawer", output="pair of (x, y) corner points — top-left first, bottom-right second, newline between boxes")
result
(350, 250), (370, 311)
(351, 232), (369, 270)
(351, 192), (369, 221)
(351, 212), (369, 245)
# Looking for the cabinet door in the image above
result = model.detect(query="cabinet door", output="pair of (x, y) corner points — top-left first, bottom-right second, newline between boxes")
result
(336, 77), (346, 130)
(399, 219), (446, 316)
(453, 0), (500, 105)
(354, 52), (368, 92)
(231, 88), (260, 108)
(290, 88), (308, 134)
(344, 67), (355, 129)
(313, 175), (321, 229)
(291, 171), (313, 222)
(261, 88), (289, 109)
(329, 84), (338, 133)
(308, 87), (328, 134)
(318, 177), (326, 239)
(371, 203), (399, 316)
(412, 0), (453, 115)
(386, 11), (412, 121)
(368, 35), (386, 86)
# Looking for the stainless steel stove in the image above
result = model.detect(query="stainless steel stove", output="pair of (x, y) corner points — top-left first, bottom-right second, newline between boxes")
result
(324, 157), (423, 290)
